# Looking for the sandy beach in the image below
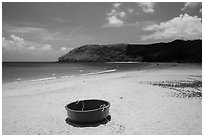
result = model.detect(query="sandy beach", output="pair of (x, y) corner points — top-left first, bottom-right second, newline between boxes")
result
(2, 63), (202, 135)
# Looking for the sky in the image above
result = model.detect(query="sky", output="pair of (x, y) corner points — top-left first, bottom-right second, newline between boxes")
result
(2, 2), (202, 62)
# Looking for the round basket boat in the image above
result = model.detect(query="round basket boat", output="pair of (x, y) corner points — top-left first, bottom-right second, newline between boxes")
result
(65, 99), (110, 124)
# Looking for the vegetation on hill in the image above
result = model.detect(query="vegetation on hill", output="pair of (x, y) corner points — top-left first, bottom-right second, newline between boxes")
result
(58, 39), (202, 63)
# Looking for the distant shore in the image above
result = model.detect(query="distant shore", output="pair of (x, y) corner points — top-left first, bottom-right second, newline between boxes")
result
(2, 63), (202, 135)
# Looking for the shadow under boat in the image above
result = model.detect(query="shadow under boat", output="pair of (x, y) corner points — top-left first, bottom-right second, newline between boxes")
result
(65, 115), (111, 127)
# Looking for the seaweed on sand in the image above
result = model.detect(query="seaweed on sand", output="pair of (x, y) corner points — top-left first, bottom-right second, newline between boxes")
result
(139, 75), (202, 98)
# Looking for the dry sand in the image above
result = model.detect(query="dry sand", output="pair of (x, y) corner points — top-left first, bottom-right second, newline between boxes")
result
(2, 63), (202, 135)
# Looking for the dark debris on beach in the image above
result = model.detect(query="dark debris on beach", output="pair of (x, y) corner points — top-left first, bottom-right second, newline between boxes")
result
(139, 75), (202, 98)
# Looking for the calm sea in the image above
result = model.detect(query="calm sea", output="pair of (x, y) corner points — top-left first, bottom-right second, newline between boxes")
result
(2, 62), (149, 84)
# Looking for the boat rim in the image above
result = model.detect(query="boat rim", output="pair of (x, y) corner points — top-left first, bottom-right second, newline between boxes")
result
(65, 99), (111, 113)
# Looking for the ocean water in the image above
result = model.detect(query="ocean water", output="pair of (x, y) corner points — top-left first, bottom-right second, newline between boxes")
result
(2, 62), (149, 84)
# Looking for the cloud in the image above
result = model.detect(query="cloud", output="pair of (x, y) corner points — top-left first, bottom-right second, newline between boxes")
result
(142, 14), (202, 40)
(27, 46), (36, 50)
(10, 34), (24, 42)
(118, 11), (126, 18)
(103, 5), (127, 27)
(52, 17), (71, 23)
(113, 3), (121, 9)
(60, 47), (67, 52)
(3, 23), (65, 42)
(138, 2), (156, 13)
(181, 2), (202, 11)
(127, 8), (134, 14)
(105, 16), (124, 27)
(2, 34), (53, 51)
(3, 25), (46, 34)
(40, 44), (52, 50)
(2, 24), (55, 44)
(3, 35), (25, 50)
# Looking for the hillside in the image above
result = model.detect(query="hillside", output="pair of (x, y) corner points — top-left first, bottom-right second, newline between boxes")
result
(58, 39), (202, 63)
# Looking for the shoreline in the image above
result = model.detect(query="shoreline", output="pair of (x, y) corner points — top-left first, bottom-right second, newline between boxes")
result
(3, 69), (117, 85)
(2, 63), (202, 134)
(4, 62), (200, 85)
(2, 61), (150, 84)
(106, 61), (140, 63)
(3, 62), (201, 85)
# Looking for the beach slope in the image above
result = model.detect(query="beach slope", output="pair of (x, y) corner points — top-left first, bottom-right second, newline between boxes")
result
(2, 63), (202, 135)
